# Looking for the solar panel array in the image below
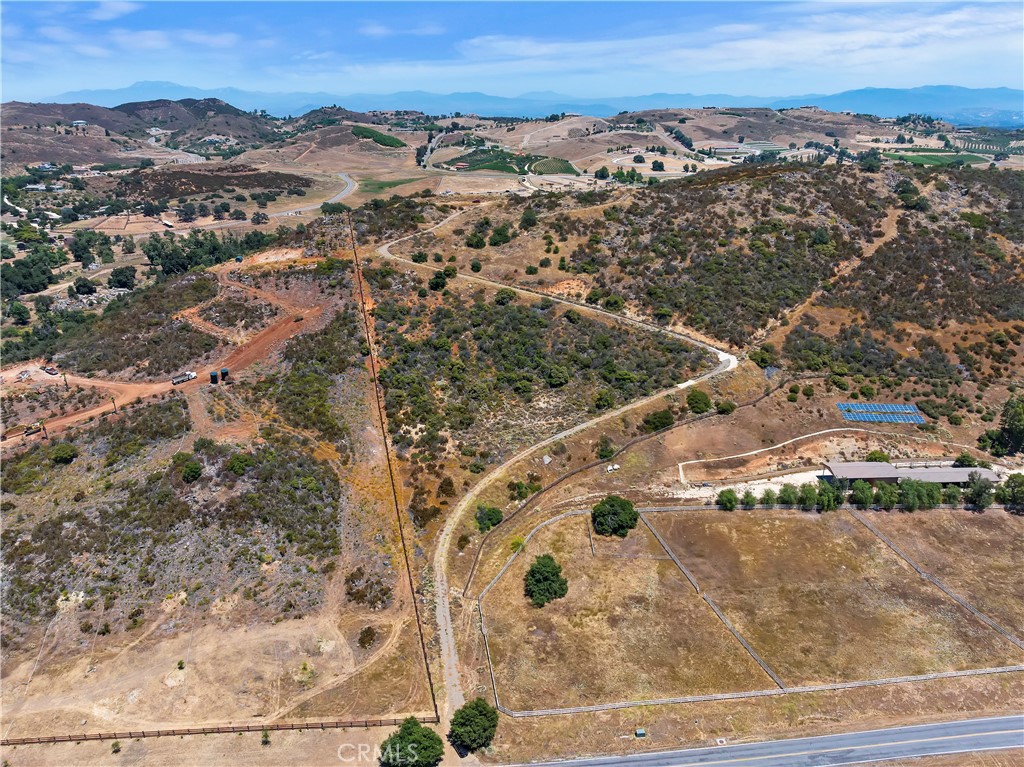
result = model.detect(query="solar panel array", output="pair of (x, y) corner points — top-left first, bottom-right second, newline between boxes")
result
(837, 402), (926, 424)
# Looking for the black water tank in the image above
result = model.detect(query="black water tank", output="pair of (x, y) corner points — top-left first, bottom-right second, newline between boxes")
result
(220, 367), (229, 382)
(210, 371), (218, 385)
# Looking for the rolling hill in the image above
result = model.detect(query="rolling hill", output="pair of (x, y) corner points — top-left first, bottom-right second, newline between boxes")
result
(49, 81), (1024, 125)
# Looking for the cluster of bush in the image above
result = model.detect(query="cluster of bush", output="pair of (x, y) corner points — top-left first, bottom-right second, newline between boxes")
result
(714, 470), (1023, 513)
(250, 309), (364, 450)
(371, 288), (710, 460)
(564, 165), (884, 345)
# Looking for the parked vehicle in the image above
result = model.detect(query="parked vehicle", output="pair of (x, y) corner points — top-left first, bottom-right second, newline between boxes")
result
(41, 366), (59, 376)
(171, 371), (198, 385)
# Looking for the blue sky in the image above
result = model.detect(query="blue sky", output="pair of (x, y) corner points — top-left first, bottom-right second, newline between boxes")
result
(2, 1), (1022, 101)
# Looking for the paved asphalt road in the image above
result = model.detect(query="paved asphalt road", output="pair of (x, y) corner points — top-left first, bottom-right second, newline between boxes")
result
(526, 715), (1023, 767)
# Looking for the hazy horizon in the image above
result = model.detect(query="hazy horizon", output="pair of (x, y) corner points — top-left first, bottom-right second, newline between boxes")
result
(2, 1), (1022, 104)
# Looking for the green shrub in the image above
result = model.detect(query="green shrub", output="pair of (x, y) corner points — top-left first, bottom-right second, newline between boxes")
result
(50, 442), (78, 465)
(642, 409), (674, 432)
(358, 626), (377, 649)
(226, 452), (256, 476)
(475, 505), (503, 533)
(448, 697), (499, 753)
(495, 288), (517, 305)
(524, 554), (568, 607)
(716, 489), (738, 510)
(380, 718), (442, 767)
(181, 461), (203, 483)
(686, 388), (712, 414)
(591, 495), (638, 537)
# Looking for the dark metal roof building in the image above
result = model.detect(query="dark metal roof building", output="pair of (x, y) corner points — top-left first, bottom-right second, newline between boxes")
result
(823, 461), (998, 485)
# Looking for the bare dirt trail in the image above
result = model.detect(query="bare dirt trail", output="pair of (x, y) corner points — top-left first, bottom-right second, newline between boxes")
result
(376, 222), (740, 723)
(1, 260), (324, 444)
(757, 193), (907, 347)
(173, 263), (299, 346)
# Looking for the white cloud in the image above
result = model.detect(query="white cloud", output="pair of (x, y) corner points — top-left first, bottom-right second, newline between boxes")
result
(73, 44), (112, 58)
(109, 28), (170, 50)
(358, 21), (445, 38)
(359, 22), (393, 38)
(88, 2), (141, 22)
(180, 31), (240, 48)
(449, 3), (1022, 88)
(38, 26), (76, 42)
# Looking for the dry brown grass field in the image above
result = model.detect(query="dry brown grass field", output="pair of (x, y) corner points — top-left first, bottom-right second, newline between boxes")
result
(649, 510), (1023, 686)
(482, 515), (772, 710)
(869, 510), (1024, 636)
(0, 261), (435, 742)
(484, 677), (1024, 764)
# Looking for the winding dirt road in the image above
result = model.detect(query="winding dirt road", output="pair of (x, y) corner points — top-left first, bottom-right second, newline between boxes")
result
(1, 259), (321, 442)
(376, 226), (741, 723)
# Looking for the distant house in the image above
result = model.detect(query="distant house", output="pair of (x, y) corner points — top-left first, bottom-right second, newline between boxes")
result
(71, 120), (88, 127)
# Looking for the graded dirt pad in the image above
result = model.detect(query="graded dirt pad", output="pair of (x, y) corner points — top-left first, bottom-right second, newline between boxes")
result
(868, 510), (1024, 637)
(482, 515), (771, 710)
(649, 510), (1023, 687)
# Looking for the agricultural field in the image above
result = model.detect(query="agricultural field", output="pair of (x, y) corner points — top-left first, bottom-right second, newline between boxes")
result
(531, 157), (579, 175)
(358, 177), (426, 195)
(443, 148), (542, 173)
(649, 510), (1023, 686)
(351, 125), (407, 148)
(884, 152), (989, 166)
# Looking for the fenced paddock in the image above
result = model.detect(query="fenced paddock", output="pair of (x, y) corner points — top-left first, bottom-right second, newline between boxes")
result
(476, 507), (1024, 715)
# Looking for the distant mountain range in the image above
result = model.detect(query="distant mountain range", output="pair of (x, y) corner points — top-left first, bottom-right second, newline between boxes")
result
(50, 82), (1024, 126)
